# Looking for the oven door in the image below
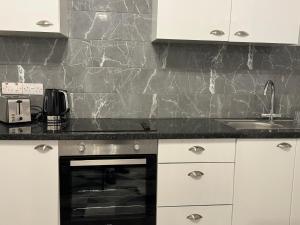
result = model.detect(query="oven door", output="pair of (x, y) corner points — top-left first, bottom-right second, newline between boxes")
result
(60, 155), (156, 225)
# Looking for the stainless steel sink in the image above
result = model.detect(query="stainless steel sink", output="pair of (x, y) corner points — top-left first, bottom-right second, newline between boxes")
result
(218, 119), (300, 130)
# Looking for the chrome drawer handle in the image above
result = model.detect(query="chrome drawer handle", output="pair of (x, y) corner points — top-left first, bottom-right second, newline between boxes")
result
(234, 31), (249, 37)
(36, 20), (53, 27)
(187, 214), (203, 221)
(277, 143), (292, 150)
(189, 146), (205, 154)
(34, 144), (53, 152)
(188, 171), (204, 178)
(210, 29), (225, 36)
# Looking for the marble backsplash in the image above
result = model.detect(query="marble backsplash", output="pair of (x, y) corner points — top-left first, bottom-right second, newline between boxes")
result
(0, 0), (300, 119)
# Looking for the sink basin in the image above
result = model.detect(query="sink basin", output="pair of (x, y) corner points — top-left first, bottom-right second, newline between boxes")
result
(219, 119), (299, 130)
(224, 121), (284, 130)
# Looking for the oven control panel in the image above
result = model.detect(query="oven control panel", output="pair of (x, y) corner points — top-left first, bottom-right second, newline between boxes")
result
(58, 140), (158, 156)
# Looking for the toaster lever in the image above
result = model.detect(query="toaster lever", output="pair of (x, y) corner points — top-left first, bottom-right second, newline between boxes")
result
(16, 100), (22, 115)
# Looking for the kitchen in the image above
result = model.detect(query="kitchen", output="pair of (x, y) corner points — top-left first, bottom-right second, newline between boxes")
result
(0, 0), (300, 225)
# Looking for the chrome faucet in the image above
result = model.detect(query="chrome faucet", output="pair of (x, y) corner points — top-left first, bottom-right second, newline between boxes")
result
(262, 80), (281, 121)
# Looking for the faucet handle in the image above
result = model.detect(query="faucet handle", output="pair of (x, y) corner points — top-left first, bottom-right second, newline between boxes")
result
(261, 113), (282, 119)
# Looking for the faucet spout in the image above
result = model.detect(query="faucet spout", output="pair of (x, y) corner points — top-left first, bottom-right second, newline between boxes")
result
(263, 80), (275, 116)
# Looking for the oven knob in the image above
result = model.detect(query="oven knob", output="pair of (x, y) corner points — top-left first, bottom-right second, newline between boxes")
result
(79, 143), (86, 153)
(134, 144), (140, 151)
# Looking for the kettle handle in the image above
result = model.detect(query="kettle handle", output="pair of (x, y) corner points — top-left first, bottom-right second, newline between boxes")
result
(59, 90), (69, 114)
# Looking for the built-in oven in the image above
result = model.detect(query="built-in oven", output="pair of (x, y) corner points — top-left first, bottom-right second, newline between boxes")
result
(59, 140), (157, 225)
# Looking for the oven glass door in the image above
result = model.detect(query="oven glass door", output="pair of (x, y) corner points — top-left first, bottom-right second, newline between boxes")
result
(60, 155), (156, 225)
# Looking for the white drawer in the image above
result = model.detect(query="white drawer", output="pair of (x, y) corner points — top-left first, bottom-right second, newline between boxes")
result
(157, 163), (234, 206)
(158, 139), (235, 163)
(157, 205), (232, 225)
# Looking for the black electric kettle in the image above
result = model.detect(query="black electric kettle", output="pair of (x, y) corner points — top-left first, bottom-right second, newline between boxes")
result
(43, 89), (70, 123)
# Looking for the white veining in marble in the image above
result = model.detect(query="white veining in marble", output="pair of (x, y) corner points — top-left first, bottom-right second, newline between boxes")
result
(209, 69), (218, 95)
(17, 65), (25, 83)
(247, 45), (254, 70)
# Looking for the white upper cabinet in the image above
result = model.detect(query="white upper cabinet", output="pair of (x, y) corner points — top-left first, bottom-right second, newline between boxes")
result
(232, 139), (296, 225)
(152, 0), (231, 42)
(230, 0), (300, 44)
(0, 0), (68, 37)
(0, 141), (59, 225)
(152, 0), (300, 44)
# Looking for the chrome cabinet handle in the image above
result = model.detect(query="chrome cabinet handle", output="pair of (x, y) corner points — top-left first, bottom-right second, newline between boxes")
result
(189, 146), (205, 154)
(210, 30), (225, 36)
(36, 20), (53, 27)
(71, 159), (146, 167)
(188, 171), (204, 178)
(234, 31), (249, 37)
(187, 214), (203, 221)
(277, 143), (292, 150)
(34, 144), (53, 152)
(78, 143), (86, 153)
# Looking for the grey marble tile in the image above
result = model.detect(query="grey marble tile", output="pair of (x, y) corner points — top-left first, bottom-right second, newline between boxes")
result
(157, 93), (216, 118)
(84, 67), (117, 93)
(115, 93), (157, 118)
(72, 0), (91, 11)
(113, 69), (217, 96)
(70, 93), (122, 118)
(70, 92), (155, 118)
(0, 65), (19, 82)
(278, 95), (300, 117)
(131, 0), (152, 14)
(65, 40), (158, 68)
(123, 13), (152, 41)
(64, 39), (92, 66)
(0, 37), (67, 65)
(69, 11), (123, 40)
(72, 0), (151, 14)
(89, 41), (131, 67)
(19, 65), (66, 89)
(127, 42), (158, 68)
(64, 64), (86, 92)
(87, 40), (158, 68)
(113, 68), (149, 94)
(156, 92), (271, 119)
(154, 43), (228, 71)
(222, 93), (268, 118)
(72, 0), (133, 12)
(0, 65), (65, 89)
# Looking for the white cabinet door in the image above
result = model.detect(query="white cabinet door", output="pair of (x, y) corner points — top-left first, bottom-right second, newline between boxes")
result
(157, 163), (234, 206)
(232, 139), (296, 225)
(158, 139), (236, 163)
(0, 141), (59, 225)
(153, 0), (231, 41)
(230, 0), (300, 44)
(291, 139), (300, 225)
(157, 205), (232, 225)
(0, 0), (68, 36)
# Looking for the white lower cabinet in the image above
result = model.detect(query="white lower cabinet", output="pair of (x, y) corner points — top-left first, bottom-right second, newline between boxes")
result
(0, 141), (59, 225)
(232, 139), (296, 225)
(157, 205), (232, 225)
(291, 139), (300, 225)
(158, 139), (235, 163)
(157, 163), (234, 206)
(3, 138), (300, 225)
(157, 139), (235, 225)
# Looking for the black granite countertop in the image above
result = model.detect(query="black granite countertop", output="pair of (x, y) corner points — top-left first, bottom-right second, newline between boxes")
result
(1, 118), (300, 140)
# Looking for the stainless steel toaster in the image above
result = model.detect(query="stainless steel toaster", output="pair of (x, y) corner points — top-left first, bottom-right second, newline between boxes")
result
(0, 96), (31, 123)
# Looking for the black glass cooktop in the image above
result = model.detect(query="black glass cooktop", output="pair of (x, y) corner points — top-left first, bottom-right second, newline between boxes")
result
(58, 119), (154, 132)
(0, 119), (156, 134)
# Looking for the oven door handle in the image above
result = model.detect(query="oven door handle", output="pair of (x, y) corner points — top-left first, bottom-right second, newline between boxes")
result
(70, 159), (147, 167)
